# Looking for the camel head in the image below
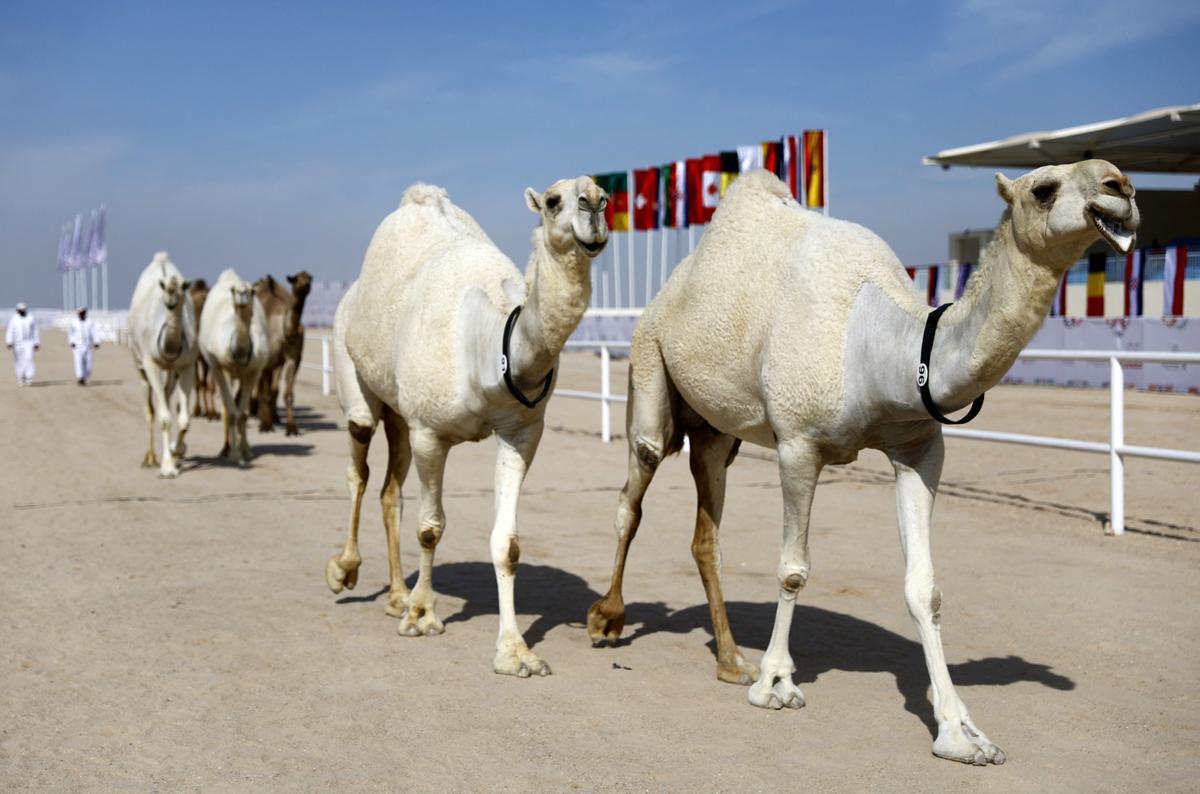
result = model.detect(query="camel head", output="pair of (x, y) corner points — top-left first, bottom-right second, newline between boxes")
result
(524, 176), (609, 260)
(286, 271), (313, 300)
(158, 275), (191, 312)
(230, 281), (255, 319)
(995, 160), (1139, 267)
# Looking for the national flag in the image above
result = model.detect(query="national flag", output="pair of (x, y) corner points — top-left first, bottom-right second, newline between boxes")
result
(1050, 273), (1067, 317)
(660, 161), (686, 228)
(1124, 249), (1143, 317)
(699, 154), (720, 223)
(1163, 245), (1187, 316)
(926, 265), (940, 306)
(737, 145), (762, 175)
(782, 135), (799, 198)
(719, 151), (739, 197)
(1086, 252), (1106, 316)
(686, 158), (705, 226)
(57, 223), (70, 273)
(633, 167), (659, 230)
(905, 267), (916, 281)
(803, 130), (826, 209)
(89, 205), (107, 267)
(761, 140), (782, 178)
(955, 263), (973, 300)
(593, 172), (629, 232)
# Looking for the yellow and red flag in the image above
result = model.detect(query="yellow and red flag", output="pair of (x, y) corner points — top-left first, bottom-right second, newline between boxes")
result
(803, 130), (826, 209)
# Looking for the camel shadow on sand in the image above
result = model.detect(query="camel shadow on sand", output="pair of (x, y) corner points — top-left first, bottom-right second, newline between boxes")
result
(180, 443), (315, 471)
(336, 561), (1074, 735)
(622, 599), (1075, 736)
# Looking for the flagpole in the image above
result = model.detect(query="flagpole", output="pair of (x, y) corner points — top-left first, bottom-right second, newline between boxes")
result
(659, 223), (667, 297)
(823, 133), (830, 217)
(644, 229), (652, 307)
(688, 225), (695, 254)
(102, 260), (108, 312)
(626, 170), (634, 310)
(613, 228), (622, 308)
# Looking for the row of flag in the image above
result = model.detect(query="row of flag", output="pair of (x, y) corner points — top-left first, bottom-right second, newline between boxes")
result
(592, 131), (826, 232)
(57, 207), (107, 272)
(907, 246), (1190, 317)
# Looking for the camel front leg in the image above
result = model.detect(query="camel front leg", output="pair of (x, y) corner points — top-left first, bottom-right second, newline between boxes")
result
(282, 355), (299, 436)
(172, 364), (194, 460)
(748, 437), (821, 710)
(888, 432), (1005, 765)
(688, 427), (757, 685)
(398, 426), (448, 637)
(491, 423), (548, 677)
(139, 368), (158, 468)
(210, 365), (236, 460)
(144, 363), (179, 478)
(235, 374), (254, 465)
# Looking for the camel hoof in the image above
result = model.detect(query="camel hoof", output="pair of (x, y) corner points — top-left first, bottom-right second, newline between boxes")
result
(171, 441), (187, 458)
(494, 650), (550, 678)
(586, 596), (626, 647)
(325, 556), (359, 594)
(398, 607), (443, 637)
(717, 656), (760, 686)
(749, 675), (805, 710)
(141, 453), (158, 469)
(259, 423), (274, 433)
(384, 592), (409, 618)
(285, 423), (299, 437)
(933, 724), (1006, 766)
(158, 466), (179, 480)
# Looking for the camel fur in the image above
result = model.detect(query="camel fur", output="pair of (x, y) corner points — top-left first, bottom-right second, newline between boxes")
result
(127, 252), (199, 478)
(327, 177), (608, 677)
(188, 279), (219, 420)
(586, 162), (1139, 765)
(253, 271), (312, 435)
(198, 268), (269, 466)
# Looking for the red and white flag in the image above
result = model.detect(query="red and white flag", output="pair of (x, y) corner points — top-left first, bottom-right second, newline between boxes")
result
(782, 135), (799, 198)
(1124, 249), (1143, 317)
(686, 158), (705, 226)
(633, 168), (659, 230)
(926, 265), (940, 306)
(700, 154), (720, 221)
(1163, 245), (1187, 316)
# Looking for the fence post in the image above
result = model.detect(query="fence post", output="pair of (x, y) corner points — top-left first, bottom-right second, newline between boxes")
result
(1109, 356), (1124, 535)
(600, 344), (611, 443)
(322, 335), (332, 397)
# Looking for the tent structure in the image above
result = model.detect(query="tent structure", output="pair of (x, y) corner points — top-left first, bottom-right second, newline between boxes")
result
(924, 104), (1200, 174)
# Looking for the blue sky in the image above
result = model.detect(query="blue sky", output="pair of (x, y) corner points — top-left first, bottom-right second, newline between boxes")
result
(2, 0), (1198, 308)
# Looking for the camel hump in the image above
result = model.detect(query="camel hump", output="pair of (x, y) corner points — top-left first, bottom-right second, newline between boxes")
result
(727, 169), (792, 201)
(400, 183), (450, 209)
(152, 251), (170, 264)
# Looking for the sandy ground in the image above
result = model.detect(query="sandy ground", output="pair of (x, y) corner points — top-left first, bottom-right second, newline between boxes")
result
(2, 331), (1199, 792)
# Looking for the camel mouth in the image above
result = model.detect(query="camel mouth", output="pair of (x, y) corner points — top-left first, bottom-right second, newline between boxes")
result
(1088, 207), (1136, 255)
(577, 237), (607, 257)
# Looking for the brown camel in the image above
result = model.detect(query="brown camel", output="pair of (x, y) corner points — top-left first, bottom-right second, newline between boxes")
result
(187, 279), (219, 419)
(253, 271), (312, 435)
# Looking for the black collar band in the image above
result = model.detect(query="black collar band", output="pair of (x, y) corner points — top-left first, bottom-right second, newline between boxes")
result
(917, 303), (985, 425)
(501, 305), (554, 409)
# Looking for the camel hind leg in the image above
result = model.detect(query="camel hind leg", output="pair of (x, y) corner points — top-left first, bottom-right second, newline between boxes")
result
(688, 423), (758, 685)
(587, 338), (683, 646)
(139, 368), (158, 468)
(282, 353), (300, 436)
(326, 418), (374, 594)
(379, 407), (412, 616)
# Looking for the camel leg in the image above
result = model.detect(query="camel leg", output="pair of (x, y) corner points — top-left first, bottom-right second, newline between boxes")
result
(398, 426), (448, 637)
(380, 408), (412, 617)
(236, 375), (254, 465)
(139, 368), (158, 468)
(282, 355), (299, 436)
(747, 437), (821, 710)
(688, 426), (758, 685)
(490, 422), (549, 677)
(888, 432), (1005, 765)
(257, 367), (276, 432)
(325, 420), (374, 594)
(587, 343), (679, 645)
(211, 366), (236, 460)
(172, 364), (193, 460)
(268, 364), (283, 429)
(146, 363), (179, 478)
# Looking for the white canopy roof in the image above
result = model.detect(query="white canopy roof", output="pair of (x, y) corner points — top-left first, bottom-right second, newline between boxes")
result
(924, 104), (1200, 174)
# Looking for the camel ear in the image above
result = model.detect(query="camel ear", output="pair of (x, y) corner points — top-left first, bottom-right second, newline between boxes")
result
(159, 279), (166, 291)
(181, 280), (192, 292)
(524, 188), (542, 214)
(286, 274), (296, 284)
(995, 173), (1015, 205)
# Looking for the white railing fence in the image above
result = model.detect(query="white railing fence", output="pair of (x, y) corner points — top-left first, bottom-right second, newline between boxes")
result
(555, 344), (1200, 537)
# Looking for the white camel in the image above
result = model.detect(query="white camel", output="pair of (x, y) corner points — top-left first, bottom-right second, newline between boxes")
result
(198, 268), (269, 466)
(326, 177), (608, 677)
(587, 162), (1139, 764)
(128, 252), (199, 478)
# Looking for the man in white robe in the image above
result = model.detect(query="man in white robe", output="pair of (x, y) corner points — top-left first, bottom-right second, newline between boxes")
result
(5, 302), (40, 386)
(68, 306), (101, 385)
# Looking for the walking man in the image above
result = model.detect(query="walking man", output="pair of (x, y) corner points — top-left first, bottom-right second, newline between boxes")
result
(68, 306), (101, 385)
(5, 302), (40, 386)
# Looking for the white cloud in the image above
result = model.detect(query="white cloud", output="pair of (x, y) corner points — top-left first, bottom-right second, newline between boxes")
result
(573, 52), (667, 79)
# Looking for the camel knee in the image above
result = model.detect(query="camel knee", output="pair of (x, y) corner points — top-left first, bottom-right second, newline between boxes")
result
(346, 461), (369, 492)
(779, 564), (810, 595)
(691, 531), (720, 569)
(492, 536), (520, 575)
(418, 521), (444, 550)
(905, 580), (942, 625)
(633, 437), (664, 472)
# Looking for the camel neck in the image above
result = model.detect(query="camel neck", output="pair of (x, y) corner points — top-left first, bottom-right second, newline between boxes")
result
(230, 307), (253, 364)
(930, 215), (1068, 408)
(160, 304), (185, 358)
(508, 229), (592, 386)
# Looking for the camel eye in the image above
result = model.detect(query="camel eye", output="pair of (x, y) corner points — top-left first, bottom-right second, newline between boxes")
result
(545, 194), (561, 211)
(1032, 183), (1058, 204)
(1103, 179), (1122, 192)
